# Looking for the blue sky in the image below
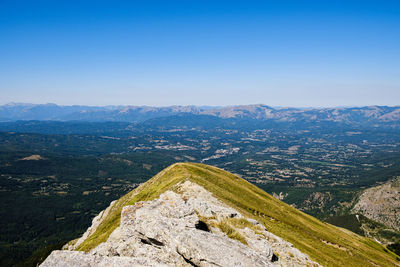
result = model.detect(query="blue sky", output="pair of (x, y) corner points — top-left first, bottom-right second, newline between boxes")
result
(1, 0), (399, 107)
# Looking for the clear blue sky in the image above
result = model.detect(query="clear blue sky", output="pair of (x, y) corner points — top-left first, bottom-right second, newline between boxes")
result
(1, 0), (399, 107)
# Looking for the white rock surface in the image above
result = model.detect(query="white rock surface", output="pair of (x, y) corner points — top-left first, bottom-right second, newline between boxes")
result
(41, 250), (167, 267)
(41, 181), (321, 267)
(353, 177), (400, 231)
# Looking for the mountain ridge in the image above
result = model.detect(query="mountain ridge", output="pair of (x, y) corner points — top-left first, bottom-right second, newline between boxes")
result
(44, 180), (320, 266)
(1, 103), (399, 127)
(48, 162), (399, 266)
(353, 176), (400, 232)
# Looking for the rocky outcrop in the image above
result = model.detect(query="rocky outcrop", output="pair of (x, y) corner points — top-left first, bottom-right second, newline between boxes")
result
(39, 250), (164, 267)
(41, 181), (320, 267)
(353, 177), (400, 231)
(64, 200), (117, 250)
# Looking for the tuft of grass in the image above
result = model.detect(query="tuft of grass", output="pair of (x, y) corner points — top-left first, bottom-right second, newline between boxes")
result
(65, 238), (79, 249)
(196, 213), (216, 226)
(216, 220), (248, 245)
(75, 162), (400, 266)
(195, 213), (250, 245)
(228, 217), (263, 235)
(229, 217), (253, 228)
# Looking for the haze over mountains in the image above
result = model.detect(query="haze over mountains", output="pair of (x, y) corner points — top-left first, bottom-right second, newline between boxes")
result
(1, 102), (400, 265)
(1, 103), (399, 127)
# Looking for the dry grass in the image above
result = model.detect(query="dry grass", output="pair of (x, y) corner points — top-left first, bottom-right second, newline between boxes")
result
(216, 220), (248, 245)
(76, 162), (399, 266)
(228, 217), (263, 234)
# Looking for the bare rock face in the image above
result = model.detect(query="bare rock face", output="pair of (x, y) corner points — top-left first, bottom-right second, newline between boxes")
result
(41, 181), (320, 267)
(39, 250), (165, 267)
(353, 177), (400, 231)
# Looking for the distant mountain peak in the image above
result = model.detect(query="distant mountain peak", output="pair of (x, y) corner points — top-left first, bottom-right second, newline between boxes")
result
(0, 103), (399, 126)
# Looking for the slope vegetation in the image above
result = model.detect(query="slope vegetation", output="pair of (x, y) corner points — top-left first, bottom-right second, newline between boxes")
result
(75, 163), (399, 266)
(353, 176), (400, 232)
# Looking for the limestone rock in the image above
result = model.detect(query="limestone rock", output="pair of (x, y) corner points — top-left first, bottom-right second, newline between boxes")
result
(42, 181), (321, 267)
(353, 176), (400, 231)
(40, 250), (167, 267)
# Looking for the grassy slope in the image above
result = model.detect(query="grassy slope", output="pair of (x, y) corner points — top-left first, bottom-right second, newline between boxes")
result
(76, 163), (399, 266)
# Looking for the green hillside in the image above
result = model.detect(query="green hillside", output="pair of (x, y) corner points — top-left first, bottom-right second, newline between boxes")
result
(75, 162), (399, 266)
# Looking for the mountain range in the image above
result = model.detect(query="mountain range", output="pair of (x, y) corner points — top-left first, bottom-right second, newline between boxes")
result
(1, 103), (399, 127)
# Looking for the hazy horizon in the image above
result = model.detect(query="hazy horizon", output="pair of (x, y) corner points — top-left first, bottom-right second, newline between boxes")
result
(1, 101), (399, 109)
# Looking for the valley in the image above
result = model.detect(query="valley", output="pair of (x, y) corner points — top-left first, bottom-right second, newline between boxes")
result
(0, 104), (400, 266)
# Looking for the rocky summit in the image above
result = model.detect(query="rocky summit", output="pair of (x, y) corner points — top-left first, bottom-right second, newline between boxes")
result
(39, 163), (400, 266)
(41, 181), (319, 266)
